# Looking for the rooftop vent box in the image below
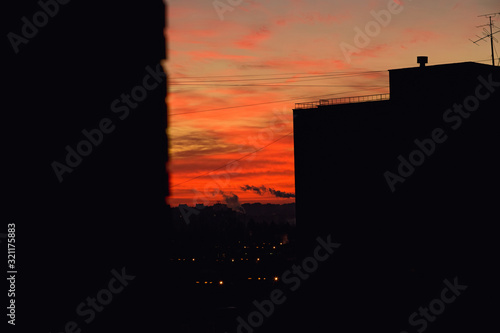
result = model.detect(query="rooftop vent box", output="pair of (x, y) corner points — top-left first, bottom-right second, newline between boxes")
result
(417, 56), (428, 67)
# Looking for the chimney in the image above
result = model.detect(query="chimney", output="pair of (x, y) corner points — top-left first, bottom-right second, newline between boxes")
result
(417, 56), (428, 68)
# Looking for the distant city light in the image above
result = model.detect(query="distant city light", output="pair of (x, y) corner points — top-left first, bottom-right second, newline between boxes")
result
(219, 280), (223, 285)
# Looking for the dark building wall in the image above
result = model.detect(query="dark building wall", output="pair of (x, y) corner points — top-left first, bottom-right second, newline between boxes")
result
(390, 62), (495, 103)
(5, 1), (169, 332)
(289, 63), (500, 332)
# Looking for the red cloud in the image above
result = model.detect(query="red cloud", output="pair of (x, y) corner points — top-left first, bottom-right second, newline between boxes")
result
(234, 26), (272, 49)
(262, 56), (349, 71)
(403, 29), (440, 44)
(276, 12), (351, 27)
(187, 50), (255, 62)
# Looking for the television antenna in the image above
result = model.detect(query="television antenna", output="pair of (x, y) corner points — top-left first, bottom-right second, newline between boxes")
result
(470, 12), (500, 66)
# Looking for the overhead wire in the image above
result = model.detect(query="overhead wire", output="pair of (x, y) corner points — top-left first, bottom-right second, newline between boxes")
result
(168, 70), (380, 80)
(171, 84), (387, 87)
(169, 87), (388, 116)
(169, 58), (495, 116)
(170, 70), (386, 83)
(168, 58), (494, 81)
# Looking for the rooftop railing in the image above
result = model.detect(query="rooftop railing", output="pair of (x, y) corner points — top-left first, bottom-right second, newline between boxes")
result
(295, 93), (390, 109)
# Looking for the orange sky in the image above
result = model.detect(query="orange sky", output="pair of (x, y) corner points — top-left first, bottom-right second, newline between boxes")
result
(166, 0), (499, 206)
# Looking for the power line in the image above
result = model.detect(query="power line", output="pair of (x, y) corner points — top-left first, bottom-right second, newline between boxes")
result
(169, 70), (377, 80)
(171, 84), (387, 87)
(169, 58), (493, 81)
(168, 59), (494, 116)
(170, 71), (387, 83)
(170, 130), (294, 188)
(168, 70), (389, 94)
(169, 87), (388, 116)
(171, 73), (388, 87)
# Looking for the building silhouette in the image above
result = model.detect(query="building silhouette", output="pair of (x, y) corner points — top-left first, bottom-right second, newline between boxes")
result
(288, 59), (500, 332)
(6, 1), (169, 332)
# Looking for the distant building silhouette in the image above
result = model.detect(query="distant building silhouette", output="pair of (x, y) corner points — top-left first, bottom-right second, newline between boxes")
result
(290, 59), (500, 332)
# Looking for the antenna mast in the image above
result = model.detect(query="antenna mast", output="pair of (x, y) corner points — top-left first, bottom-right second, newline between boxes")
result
(470, 12), (500, 66)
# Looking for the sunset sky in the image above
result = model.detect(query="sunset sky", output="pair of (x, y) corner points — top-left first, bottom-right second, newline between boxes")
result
(166, 0), (499, 206)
